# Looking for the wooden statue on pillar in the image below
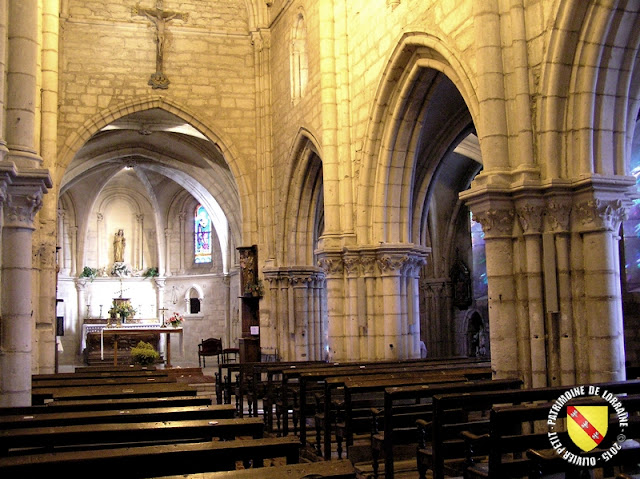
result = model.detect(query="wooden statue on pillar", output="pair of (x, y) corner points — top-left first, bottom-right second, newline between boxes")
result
(238, 245), (260, 362)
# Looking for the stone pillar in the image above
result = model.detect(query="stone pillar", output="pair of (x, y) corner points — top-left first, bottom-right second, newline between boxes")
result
(361, 253), (377, 360)
(6, 0), (42, 168)
(291, 273), (311, 360)
(468, 198), (519, 381)
(515, 199), (547, 388)
(573, 193), (628, 382)
(251, 29), (275, 263)
(178, 212), (185, 274)
(69, 225), (77, 276)
(0, 0), (9, 161)
(1, 178), (50, 406)
(545, 196), (574, 385)
(164, 228), (171, 276)
(154, 277), (165, 322)
(96, 213), (104, 268)
(318, 252), (345, 360)
(136, 214), (144, 270)
(57, 209), (67, 274)
(343, 254), (360, 359)
(75, 278), (87, 322)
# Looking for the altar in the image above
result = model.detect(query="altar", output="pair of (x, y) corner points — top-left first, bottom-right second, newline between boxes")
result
(82, 322), (182, 366)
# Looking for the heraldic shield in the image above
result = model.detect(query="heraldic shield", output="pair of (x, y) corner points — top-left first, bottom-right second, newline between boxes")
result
(567, 405), (609, 452)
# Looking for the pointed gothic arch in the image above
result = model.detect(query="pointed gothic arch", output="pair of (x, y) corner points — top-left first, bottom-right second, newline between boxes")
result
(356, 32), (480, 245)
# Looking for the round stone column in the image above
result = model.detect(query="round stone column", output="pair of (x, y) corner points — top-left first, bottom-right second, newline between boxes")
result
(1, 180), (48, 406)
(6, 0), (41, 167)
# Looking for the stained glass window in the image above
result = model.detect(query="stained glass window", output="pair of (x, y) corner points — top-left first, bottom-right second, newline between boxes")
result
(194, 204), (212, 264)
(623, 150), (640, 290)
(470, 212), (488, 299)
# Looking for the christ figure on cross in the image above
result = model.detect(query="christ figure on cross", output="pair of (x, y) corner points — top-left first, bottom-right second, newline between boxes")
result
(133, 0), (188, 89)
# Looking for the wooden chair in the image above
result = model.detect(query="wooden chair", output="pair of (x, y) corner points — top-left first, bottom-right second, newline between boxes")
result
(198, 337), (223, 367)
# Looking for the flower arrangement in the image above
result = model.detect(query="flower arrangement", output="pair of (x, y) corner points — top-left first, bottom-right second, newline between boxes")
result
(168, 312), (184, 327)
(111, 262), (132, 277)
(109, 299), (137, 320)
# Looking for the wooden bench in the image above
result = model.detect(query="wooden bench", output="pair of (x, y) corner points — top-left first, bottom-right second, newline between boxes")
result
(468, 396), (640, 479)
(335, 376), (467, 463)
(0, 416), (265, 456)
(32, 381), (199, 404)
(374, 377), (523, 479)
(279, 358), (489, 438)
(157, 459), (356, 479)
(0, 404), (236, 429)
(74, 365), (158, 372)
(420, 379), (640, 479)
(0, 436), (301, 476)
(318, 361), (491, 459)
(0, 395), (212, 416)
(33, 369), (170, 381)
(32, 375), (177, 389)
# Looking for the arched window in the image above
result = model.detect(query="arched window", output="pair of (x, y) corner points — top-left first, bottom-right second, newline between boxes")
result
(194, 204), (212, 264)
(290, 11), (308, 102)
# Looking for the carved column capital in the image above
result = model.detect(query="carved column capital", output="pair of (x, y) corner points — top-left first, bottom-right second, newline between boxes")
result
(515, 202), (544, 235)
(573, 198), (627, 233)
(317, 254), (344, 277)
(544, 198), (572, 233)
(472, 207), (515, 239)
(4, 181), (47, 229)
(153, 277), (166, 290)
(343, 255), (361, 276)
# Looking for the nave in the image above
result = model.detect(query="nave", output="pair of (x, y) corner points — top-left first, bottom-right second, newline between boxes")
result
(0, 358), (638, 478)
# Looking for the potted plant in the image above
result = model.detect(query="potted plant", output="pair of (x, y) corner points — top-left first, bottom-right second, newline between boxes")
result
(130, 341), (160, 366)
(143, 266), (159, 278)
(79, 266), (98, 282)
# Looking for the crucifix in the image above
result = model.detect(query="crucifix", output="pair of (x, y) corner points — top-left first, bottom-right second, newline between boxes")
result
(159, 307), (168, 327)
(132, 0), (188, 89)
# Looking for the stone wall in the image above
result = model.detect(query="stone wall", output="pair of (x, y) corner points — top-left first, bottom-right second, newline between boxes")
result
(59, 0), (257, 167)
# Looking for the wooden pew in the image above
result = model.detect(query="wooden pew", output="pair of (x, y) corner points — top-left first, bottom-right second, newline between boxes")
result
(0, 404), (236, 429)
(278, 358), (489, 437)
(33, 369), (170, 381)
(420, 379), (640, 479)
(318, 361), (491, 459)
(0, 436), (301, 476)
(467, 396), (640, 478)
(0, 416), (265, 456)
(158, 459), (356, 479)
(376, 377), (523, 479)
(0, 395), (212, 416)
(74, 365), (157, 372)
(32, 375), (177, 389)
(32, 381), (199, 404)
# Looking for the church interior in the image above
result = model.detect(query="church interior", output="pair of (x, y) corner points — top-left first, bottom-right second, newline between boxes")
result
(1, 0), (640, 477)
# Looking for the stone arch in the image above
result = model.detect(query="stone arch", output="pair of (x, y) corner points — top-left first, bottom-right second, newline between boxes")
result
(281, 128), (324, 266)
(56, 95), (254, 244)
(356, 32), (480, 245)
(540, 2), (640, 178)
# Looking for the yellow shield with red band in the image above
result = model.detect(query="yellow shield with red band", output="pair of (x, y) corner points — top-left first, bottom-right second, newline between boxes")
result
(567, 405), (609, 452)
